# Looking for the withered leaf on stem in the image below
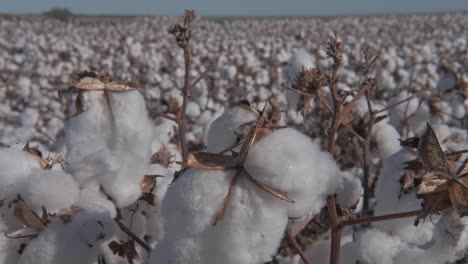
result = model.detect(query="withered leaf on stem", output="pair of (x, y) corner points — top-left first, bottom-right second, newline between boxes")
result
(108, 240), (140, 264)
(139, 175), (158, 206)
(415, 123), (468, 224)
(13, 197), (46, 231)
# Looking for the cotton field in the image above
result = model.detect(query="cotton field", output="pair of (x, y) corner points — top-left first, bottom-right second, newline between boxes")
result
(0, 11), (467, 264)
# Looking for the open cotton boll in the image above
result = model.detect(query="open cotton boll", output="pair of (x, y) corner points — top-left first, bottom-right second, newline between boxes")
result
(394, 210), (468, 264)
(355, 229), (404, 264)
(105, 90), (156, 159)
(18, 210), (116, 264)
(371, 122), (401, 159)
(374, 149), (435, 246)
(152, 169), (289, 264)
(336, 171), (363, 209)
(244, 128), (342, 218)
(65, 91), (113, 178)
(0, 230), (26, 264)
(77, 183), (116, 218)
(205, 105), (258, 153)
(0, 146), (42, 197)
(287, 49), (315, 86)
(22, 169), (79, 213)
(99, 152), (147, 208)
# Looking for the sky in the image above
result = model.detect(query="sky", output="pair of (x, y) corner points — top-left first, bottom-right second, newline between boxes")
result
(1, 0), (468, 16)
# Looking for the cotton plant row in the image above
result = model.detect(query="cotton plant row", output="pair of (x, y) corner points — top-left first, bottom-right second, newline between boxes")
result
(1, 13), (467, 149)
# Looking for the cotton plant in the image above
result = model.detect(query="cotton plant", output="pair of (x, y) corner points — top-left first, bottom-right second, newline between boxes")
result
(0, 72), (179, 264)
(151, 103), (343, 263)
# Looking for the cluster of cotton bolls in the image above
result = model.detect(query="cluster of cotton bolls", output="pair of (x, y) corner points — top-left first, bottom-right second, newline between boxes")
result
(0, 87), (179, 263)
(1, 13), (467, 148)
(1, 11), (468, 264)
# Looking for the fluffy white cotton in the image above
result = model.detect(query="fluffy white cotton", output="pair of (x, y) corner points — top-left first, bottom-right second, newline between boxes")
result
(152, 169), (289, 264)
(336, 171), (363, 208)
(205, 105), (258, 153)
(0, 146), (42, 197)
(355, 229), (403, 264)
(372, 122), (401, 159)
(287, 49), (315, 85)
(374, 148), (435, 246)
(18, 209), (116, 264)
(244, 128), (343, 218)
(22, 169), (79, 213)
(153, 128), (342, 263)
(65, 90), (156, 207)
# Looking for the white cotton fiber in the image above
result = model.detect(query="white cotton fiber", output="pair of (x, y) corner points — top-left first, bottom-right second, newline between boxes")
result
(65, 90), (157, 208)
(18, 209), (116, 264)
(151, 169), (289, 264)
(287, 49), (315, 85)
(152, 128), (342, 263)
(0, 146), (42, 197)
(371, 122), (401, 159)
(204, 105), (258, 153)
(22, 169), (79, 213)
(374, 149), (435, 246)
(336, 171), (363, 208)
(244, 128), (342, 218)
(355, 229), (403, 264)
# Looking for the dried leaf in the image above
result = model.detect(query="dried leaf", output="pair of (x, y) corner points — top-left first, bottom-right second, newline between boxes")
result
(139, 175), (159, 205)
(415, 191), (451, 226)
(417, 123), (450, 175)
(74, 77), (137, 92)
(185, 152), (238, 170)
(57, 206), (80, 224)
(108, 240), (140, 264)
(13, 197), (46, 231)
(399, 137), (420, 149)
(448, 180), (468, 217)
(150, 145), (173, 167)
(416, 172), (449, 196)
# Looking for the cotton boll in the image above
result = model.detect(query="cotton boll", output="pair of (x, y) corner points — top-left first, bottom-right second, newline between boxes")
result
(20, 108), (39, 128)
(0, 146), (42, 198)
(244, 128), (342, 218)
(65, 91), (113, 178)
(153, 169), (289, 264)
(18, 210), (116, 264)
(355, 229), (403, 264)
(77, 183), (116, 219)
(371, 122), (401, 159)
(205, 106), (258, 153)
(287, 49), (315, 86)
(374, 149), (435, 246)
(0, 228), (26, 264)
(159, 169), (235, 239)
(106, 90), (156, 159)
(22, 169), (79, 213)
(336, 171), (363, 208)
(394, 210), (468, 264)
(99, 152), (147, 208)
